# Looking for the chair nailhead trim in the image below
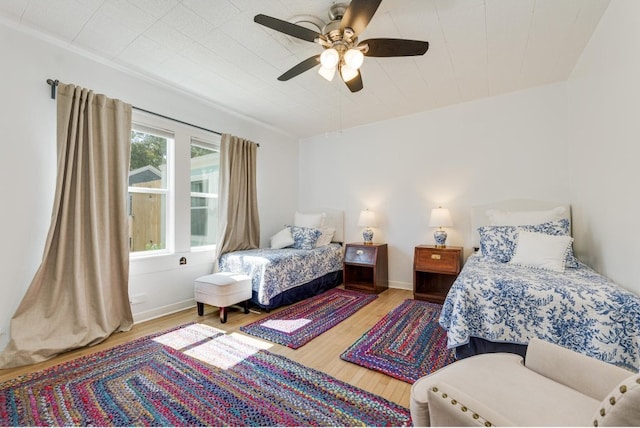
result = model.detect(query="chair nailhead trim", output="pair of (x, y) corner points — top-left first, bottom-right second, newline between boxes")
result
(436, 389), (492, 427)
(620, 385), (627, 393)
(609, 397), (616, 405)
(593, 420), (598, 427)
(600, 408), (605, 417)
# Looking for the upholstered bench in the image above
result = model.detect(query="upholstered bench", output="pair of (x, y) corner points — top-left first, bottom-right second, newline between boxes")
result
(194, 272), (252, 323)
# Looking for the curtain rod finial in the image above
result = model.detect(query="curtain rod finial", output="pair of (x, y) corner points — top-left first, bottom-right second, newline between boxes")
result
(46, 79), (59, 99)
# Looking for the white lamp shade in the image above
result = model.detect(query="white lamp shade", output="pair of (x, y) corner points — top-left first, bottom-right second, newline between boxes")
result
(318, 65), (336, 81)
(340, 64), (359, 82)
(428, 207), (453, 228)
(344, 48), (364, 69)
(357, 210), (377, 227)
(320, 48), (339, 68)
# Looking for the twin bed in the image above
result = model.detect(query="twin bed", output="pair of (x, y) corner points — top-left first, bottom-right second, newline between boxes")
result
(216, 202), (640, 371)
(439, 200), (640, 371)
(218, 209), (344, 310)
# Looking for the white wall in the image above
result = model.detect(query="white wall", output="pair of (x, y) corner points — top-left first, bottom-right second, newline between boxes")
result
(567, 0), (640, 295)
(299, 83), (570, 289)
(0, 21), (298, 349)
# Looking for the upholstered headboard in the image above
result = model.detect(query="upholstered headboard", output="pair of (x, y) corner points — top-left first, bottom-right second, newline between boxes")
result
(471, 199), (572, 248)
(307, 208), (344, 244)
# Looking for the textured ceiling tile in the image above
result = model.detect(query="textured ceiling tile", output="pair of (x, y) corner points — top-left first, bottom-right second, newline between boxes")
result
(0, 0), (611, 138)
(161, 3), (215, 41)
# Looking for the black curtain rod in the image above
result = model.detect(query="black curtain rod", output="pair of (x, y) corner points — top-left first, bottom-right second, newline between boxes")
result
(46, 78), (228, 138)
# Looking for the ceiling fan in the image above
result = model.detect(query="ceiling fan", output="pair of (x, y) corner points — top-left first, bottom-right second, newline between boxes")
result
(254, 0), (429, 93)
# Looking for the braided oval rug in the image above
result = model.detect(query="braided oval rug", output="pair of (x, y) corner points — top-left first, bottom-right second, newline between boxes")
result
(341, 299), (456, 383)
(0, 323), (410, 427)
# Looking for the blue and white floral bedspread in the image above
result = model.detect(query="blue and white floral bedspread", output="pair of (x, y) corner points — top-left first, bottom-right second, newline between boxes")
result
(440, 253), (640, 371)
(218, 243), (343, 307)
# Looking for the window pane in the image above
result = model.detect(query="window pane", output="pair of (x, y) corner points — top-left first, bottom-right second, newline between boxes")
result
(130, 130), (168, 189)
(128, 192), (167, 252)
(190, 142), (219, 247)
(190, 197), (217, 246)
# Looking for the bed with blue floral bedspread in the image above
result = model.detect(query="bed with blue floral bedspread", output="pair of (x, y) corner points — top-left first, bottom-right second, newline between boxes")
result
(218, 243), (343, 310)
(440, 252), (640, 371)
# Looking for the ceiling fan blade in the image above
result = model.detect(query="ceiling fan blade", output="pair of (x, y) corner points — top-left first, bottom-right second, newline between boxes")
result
(340, 0), (383, 37)
(344, 71), (364, 93)
(360, 38), (429, 57)
(254, 14), (322, 43)
(278, 55), (321, 81)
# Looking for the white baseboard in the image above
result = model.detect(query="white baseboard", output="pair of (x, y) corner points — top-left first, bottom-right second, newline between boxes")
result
(133, 280), (413, 325)
(132, 298), (195, 324)
(388, 280), (412, 291)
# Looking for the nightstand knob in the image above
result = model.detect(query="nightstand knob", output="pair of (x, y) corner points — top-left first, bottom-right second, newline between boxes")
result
(431, 254), (441, 260)
(356, 249), (364, 255)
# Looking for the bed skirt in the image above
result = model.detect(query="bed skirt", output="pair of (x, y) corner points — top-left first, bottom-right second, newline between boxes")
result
(455, 337), (527, 360)
(251, 270), (343, 310)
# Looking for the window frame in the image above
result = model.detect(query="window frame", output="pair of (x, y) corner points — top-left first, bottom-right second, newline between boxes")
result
(128, 111), (220, 259)
(189, 137), (220, 250)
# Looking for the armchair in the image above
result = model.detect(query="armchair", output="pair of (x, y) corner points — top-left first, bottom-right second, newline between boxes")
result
(410, 338), (640, 426)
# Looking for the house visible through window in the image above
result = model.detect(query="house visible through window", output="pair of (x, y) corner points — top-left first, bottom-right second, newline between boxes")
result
(128, 127), (171, 253)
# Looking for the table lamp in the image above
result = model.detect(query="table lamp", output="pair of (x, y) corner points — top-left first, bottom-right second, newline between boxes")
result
(357, 209), (377, 245)
(428, 206), (453, 247)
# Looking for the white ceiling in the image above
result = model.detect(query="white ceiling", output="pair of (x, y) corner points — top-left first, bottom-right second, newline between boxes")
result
(0, 0), (610, 139)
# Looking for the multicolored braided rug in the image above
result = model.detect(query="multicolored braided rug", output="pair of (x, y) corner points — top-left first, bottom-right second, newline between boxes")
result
(340, 299), (456, 383)
(240, 288), (377, 349)
(0, 323), (411, 426)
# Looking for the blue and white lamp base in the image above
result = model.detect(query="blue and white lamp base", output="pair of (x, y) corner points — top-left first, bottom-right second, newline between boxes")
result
(362, 228), (374, 245)
(434, 229), (447, 247)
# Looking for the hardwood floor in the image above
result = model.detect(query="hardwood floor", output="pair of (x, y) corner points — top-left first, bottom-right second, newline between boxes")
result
(0, 287), (415, 408)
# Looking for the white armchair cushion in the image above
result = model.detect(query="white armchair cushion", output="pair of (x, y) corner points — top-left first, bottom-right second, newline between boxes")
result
(525, 337), (634, 401)
(411, 352), (600, 426)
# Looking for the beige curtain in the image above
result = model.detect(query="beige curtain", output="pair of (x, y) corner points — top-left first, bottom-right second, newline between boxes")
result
(0, 83), (133, 368)
(215, 134), (260, 260)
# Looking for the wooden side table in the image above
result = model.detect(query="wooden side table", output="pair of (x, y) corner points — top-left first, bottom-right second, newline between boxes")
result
(343, 242), (388, 294)
(413, 245), (463, 304)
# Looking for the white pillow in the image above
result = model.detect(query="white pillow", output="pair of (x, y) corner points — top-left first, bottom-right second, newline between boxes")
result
(294, 211), (326, 228)
(487, 206), (566, 226)
(270, 227), (294, 249)
(508, 231), (573, 272)
(315, 227), (336, 247)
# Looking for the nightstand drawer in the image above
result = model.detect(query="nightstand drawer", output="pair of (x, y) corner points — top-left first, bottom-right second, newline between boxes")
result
(415, 249), (459, 274)
(344, 245), (377, 265)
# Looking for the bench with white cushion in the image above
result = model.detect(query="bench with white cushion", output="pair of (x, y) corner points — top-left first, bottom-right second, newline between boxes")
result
(194, 272), (252, 323)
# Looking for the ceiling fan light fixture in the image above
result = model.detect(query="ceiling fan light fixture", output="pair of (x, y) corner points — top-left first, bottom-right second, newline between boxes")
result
(340, 63), (359, 82)
(318, 65), (336, 81)
(344, 48), (364, 69)
(320, 48), (339, 68)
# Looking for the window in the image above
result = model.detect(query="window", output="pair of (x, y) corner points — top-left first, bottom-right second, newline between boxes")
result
(128, 126), (172, 253)
(190, 139), (219, 247)
(128, 113), (220, 256)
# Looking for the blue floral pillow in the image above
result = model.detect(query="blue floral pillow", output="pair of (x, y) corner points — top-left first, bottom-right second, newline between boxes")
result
(479, 219), (579, 267)
(478, 225), (518, 263)
(287, 225), (322, 250)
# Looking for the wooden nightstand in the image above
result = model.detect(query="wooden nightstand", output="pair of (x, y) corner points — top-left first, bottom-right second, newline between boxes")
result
(413, 245), (463, 304)
(343, 243), (388, 294)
